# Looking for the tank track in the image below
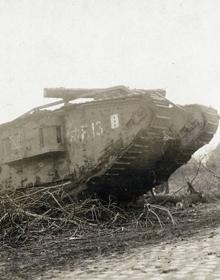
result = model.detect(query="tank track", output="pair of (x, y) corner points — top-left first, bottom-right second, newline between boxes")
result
(154, 106), (219, 186)
(87, 93), (173, 198)
(87, 100), (219, 199)
(177, 106), (219, 166)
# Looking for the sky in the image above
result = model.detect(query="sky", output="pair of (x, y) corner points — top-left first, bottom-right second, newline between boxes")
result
(0, 0), (220, 148)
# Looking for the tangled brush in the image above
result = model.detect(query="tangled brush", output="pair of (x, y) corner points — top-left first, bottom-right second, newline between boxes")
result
(0, 183), (176, 245)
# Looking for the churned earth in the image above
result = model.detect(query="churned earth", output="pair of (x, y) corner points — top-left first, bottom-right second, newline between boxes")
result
(43, 225), (220, 280)
(1, 201), (220, 280)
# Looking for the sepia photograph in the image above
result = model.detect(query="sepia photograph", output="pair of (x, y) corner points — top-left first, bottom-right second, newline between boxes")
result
(0, 0), (220, 279)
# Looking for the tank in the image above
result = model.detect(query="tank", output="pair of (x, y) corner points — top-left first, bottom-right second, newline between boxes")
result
(0, 86), (219, 200)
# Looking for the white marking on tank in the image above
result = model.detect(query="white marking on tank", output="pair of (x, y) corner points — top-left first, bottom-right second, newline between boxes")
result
(91, 122), (96, 138)
(110, 114), (119, 129)
(95, 121), (104, 136)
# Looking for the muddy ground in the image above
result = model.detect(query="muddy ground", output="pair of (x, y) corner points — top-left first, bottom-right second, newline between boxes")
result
(1, 199), (220, 280)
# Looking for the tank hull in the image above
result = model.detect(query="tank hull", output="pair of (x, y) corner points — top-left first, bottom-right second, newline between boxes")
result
(0, 87), (219, 199)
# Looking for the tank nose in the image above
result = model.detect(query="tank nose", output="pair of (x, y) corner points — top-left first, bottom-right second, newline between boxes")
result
(180, 105), (219, 147)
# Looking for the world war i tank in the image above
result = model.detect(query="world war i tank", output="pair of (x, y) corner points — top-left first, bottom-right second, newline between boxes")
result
(0, 86), (219, 200)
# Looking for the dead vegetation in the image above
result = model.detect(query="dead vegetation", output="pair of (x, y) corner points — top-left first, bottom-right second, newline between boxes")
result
(0, 182), (182, 246)
(0, 158), (219, 246)
(0, 156), (220, 279)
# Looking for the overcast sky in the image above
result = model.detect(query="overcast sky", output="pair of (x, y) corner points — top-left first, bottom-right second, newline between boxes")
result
(0, 0), (219, 147)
